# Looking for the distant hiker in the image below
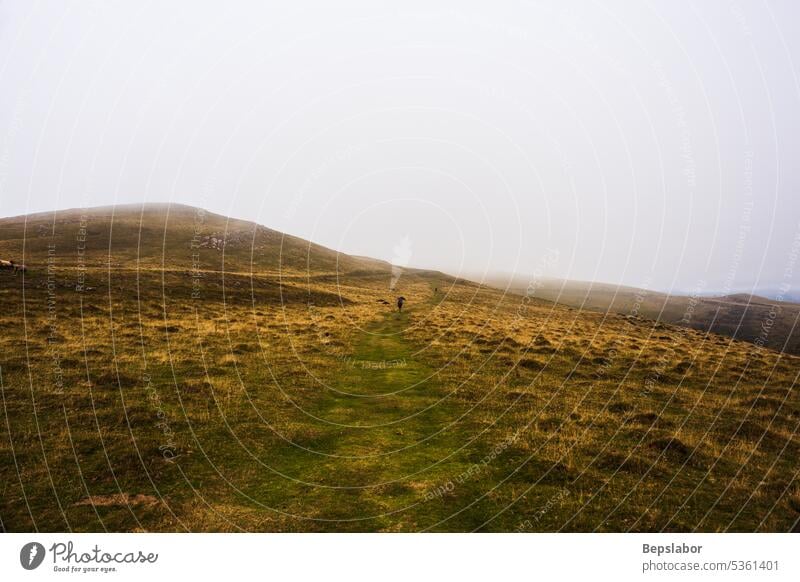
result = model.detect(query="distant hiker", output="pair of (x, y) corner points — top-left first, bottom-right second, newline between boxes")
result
(397, 296), (406, 312)
(1, 259), (25, 273)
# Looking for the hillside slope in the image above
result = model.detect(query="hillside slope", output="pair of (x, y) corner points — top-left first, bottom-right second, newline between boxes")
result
(478, 275), (800, 356)
(0, 203), (391, 275)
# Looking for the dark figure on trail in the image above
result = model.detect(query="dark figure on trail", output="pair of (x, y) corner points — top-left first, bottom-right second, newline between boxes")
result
(397, 296), (406, 312)
(0, 259), (26, 273)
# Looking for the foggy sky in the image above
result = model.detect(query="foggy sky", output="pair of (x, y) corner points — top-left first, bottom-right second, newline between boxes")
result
(1, 0), (799, 294)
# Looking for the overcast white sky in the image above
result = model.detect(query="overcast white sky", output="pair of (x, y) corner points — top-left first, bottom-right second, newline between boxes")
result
(1, 1), (799, 293)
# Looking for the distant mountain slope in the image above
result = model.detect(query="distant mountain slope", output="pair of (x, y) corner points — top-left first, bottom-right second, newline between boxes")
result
(478, 274), (800, 356)
(0, 203), (391, 276)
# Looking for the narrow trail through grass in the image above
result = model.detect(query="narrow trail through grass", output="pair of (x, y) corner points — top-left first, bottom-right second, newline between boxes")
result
(232, 291), (506, 530)
(309, 301), (464, 480)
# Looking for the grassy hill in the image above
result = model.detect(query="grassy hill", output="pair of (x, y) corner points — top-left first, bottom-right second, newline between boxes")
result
(478, 275), (800, 357)
(0, 203), (390, 274)
(1, 204), (798, 532)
